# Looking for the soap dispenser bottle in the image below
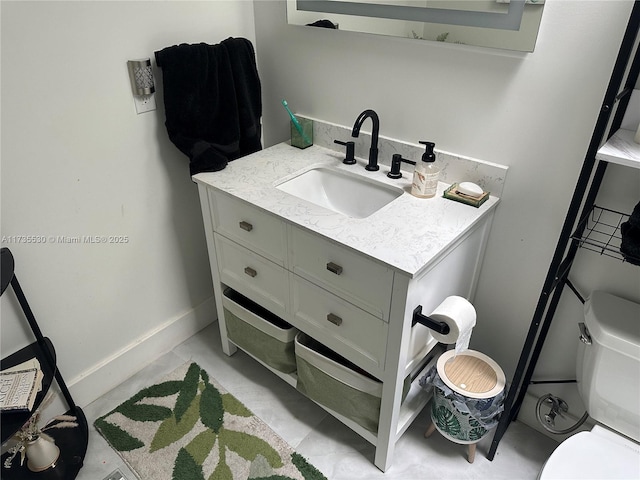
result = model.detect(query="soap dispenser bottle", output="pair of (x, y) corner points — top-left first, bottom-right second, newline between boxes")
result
(411, 141), (439, 198)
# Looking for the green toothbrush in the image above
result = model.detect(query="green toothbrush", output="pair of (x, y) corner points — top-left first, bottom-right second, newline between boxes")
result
(282, 99), (311, 144)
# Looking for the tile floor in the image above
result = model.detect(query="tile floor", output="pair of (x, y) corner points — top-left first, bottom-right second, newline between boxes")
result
(80, 322), (558, 480)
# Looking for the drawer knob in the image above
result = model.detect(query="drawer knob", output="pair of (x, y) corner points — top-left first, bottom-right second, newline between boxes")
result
(326, 262), (343, 275)
(239, 221), (253, 232)
(327, 313), (343, 326)
(244, 267), (257, 278)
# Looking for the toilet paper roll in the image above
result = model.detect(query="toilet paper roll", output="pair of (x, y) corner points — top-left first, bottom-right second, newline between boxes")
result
(429, 296), (476, 354)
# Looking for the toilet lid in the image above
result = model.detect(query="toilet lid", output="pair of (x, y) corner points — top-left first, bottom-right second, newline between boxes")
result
(540, 428), (640, 479)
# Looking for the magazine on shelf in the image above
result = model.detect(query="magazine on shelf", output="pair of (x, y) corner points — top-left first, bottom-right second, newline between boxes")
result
(0, 358), (43, 412)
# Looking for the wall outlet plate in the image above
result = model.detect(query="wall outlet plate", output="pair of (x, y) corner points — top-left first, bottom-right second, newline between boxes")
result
(133, 93), (156, 114)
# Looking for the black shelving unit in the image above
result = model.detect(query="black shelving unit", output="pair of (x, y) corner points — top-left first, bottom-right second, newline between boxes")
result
(1, 248), (88, 479)
(487, 2), (640, 460)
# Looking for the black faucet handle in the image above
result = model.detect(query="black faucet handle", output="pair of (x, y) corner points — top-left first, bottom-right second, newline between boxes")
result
(388, 154), (403, 179)
(334, 140), (356, 165)
(387, 153), (416, 179)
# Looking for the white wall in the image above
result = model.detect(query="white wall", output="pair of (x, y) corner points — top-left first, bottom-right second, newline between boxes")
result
(1, 1), (256, 406)
(253, 0), (640, 427)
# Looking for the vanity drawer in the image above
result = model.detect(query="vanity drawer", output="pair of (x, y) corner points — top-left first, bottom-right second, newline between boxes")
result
(290, 227), (393, 320)
(210, 190), (287, 265)
(215, 233), (289, 319)
(291, 275), (387, 376)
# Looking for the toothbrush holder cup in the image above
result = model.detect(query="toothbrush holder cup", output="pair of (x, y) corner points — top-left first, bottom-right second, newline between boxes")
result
(291, 118), (313, 149)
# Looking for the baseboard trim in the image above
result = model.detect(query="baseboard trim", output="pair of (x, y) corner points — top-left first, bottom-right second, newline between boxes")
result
(68, 296), (216, 407)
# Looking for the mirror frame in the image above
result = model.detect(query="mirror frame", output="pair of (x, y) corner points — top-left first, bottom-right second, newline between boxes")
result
(296, 0), (526, 30)
(287, 0), (545, 52)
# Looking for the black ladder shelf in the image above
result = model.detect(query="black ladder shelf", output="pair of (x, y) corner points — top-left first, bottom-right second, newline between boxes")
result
(487, 1), (640, 460)
(0, 247), (88, 479)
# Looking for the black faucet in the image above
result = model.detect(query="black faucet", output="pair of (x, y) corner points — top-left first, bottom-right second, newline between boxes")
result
(351, 109), (380, 171)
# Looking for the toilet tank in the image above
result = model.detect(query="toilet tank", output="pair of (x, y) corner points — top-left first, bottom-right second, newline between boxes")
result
(577, 290), (640, 442)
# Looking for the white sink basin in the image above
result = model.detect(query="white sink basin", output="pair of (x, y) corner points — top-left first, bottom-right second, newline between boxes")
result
(276, 167), (403, 218)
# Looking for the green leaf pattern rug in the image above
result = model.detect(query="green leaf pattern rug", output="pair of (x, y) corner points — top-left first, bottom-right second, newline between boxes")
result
(95, 362), (327, 480)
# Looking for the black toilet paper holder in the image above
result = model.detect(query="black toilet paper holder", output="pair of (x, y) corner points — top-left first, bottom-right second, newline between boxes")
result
(412, 305), (451, 335)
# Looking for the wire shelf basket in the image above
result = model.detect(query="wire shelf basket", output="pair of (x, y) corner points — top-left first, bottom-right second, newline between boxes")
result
(572, 205), (638, 263)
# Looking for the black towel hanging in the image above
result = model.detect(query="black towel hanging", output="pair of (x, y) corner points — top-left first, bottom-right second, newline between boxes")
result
(155, 38), (262, 176)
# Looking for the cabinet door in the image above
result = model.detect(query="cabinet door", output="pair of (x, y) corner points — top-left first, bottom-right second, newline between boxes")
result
(291, 275), (387, 376)
(215, 233), (289, 319)
(291, 227), (393, 320)
(210, 190), (287, 266)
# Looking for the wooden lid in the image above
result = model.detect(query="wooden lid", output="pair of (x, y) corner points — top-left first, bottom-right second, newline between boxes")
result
(436, 350), (505, 399)
(445, 356), (497, 393)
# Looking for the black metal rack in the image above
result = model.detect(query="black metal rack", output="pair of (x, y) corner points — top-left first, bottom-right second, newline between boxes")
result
(572, 205), (639, 263)
(1, 247), (88, 479)
(487, 2), (640, 460)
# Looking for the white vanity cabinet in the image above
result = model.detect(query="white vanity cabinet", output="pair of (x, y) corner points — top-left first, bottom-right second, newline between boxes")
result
(192, 137), (504, 472)
(195, 172), (496, 471)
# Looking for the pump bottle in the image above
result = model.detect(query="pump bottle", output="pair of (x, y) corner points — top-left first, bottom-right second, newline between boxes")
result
(411, 141), (439, 198)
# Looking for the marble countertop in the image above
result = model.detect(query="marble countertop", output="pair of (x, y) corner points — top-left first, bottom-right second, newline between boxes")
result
(193, 142), (500, 278)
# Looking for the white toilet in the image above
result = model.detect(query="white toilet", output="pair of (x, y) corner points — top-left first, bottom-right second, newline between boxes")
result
(539, 290), (640, 479)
